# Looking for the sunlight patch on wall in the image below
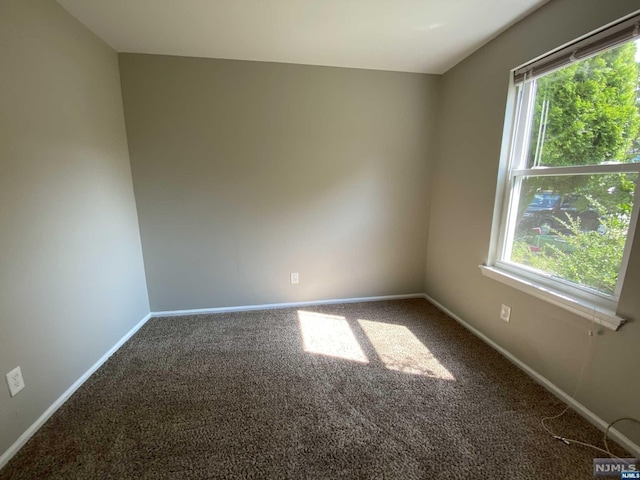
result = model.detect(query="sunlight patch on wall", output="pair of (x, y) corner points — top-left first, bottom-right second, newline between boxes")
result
(298, 311), (368, 363)
(357, 319), (455, 380)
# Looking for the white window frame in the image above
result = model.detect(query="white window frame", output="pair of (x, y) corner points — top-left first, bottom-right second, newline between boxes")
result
(482, 16), (640, 331)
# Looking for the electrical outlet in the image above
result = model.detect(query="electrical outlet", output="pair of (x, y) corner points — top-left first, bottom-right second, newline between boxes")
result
(500, 304), (511, 323)
(6, 366), (25, 397)
(290, 272), (299, 284)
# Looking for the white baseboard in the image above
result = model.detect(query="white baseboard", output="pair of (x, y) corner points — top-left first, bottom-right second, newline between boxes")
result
(0, 294), (421, 469)
(0, 312), (153, 470)
(151, 293), (426, 317)
(423, 293), (640, 458)
(3, 292), (638, 471)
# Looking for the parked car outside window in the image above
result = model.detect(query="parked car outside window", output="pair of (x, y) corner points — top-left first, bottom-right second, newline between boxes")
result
(517, 192), (599, 235)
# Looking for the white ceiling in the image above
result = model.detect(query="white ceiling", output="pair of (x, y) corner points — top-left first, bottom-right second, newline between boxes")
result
(55, 0), (549, 74)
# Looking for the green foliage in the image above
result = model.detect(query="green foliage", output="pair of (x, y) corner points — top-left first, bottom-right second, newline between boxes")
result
(517, 42), (640, 221)
(512, 212), (630, 295)
(510, 42), (640, 295)
(529, 42), (640, 167)
(583, 173), (636, 215)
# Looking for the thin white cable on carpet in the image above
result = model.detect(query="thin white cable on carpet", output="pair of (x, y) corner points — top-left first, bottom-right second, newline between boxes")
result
(604, 418), (640, 457)
(540, 330), (640, 460)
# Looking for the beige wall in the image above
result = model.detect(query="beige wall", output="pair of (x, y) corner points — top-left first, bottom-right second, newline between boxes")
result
(426, 0), (640, 445)
(119, 54), (439, 311)
(0, 0), (149, 455)
(4, 0), (637, 462)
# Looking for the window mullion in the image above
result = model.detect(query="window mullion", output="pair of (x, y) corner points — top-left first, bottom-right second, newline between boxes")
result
(513, 163), (640, 177)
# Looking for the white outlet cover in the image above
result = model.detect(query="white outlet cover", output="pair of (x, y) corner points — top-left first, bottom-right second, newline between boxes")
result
(6, 366), (25, 397)
(290, 272), (299, 284)
(500, 304), (511, 322)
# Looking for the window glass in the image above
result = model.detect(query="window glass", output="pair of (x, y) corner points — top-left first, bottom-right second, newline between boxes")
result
(499, 37), (640, 300)
(507, 173), (638, 296)
(527, 41), (640, 168)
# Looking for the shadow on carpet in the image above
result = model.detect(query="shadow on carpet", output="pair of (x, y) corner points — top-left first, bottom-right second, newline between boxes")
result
(0, 299), (629, 479)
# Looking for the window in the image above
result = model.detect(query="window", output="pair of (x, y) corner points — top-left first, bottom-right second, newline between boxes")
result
(483, 14), (640, 330)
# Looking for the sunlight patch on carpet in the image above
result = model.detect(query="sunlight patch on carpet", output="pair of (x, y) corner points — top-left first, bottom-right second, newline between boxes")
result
(358, 319), (455, 380)
(298, 311), (368, 363)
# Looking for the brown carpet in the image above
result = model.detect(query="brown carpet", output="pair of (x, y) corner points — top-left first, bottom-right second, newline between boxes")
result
(0, 299), (628, 479)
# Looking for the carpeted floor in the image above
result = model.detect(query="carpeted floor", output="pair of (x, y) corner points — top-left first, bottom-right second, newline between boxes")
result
(0, 299), (628, 479)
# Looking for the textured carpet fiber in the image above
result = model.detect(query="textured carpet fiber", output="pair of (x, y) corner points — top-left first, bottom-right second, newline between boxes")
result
(1, 299), (628, 479)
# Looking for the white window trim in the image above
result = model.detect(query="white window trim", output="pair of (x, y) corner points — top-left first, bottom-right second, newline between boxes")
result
(483, 29), (640, 332)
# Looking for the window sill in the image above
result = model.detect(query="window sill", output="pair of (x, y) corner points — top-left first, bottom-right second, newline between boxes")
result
(479, 265), (626, 331)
